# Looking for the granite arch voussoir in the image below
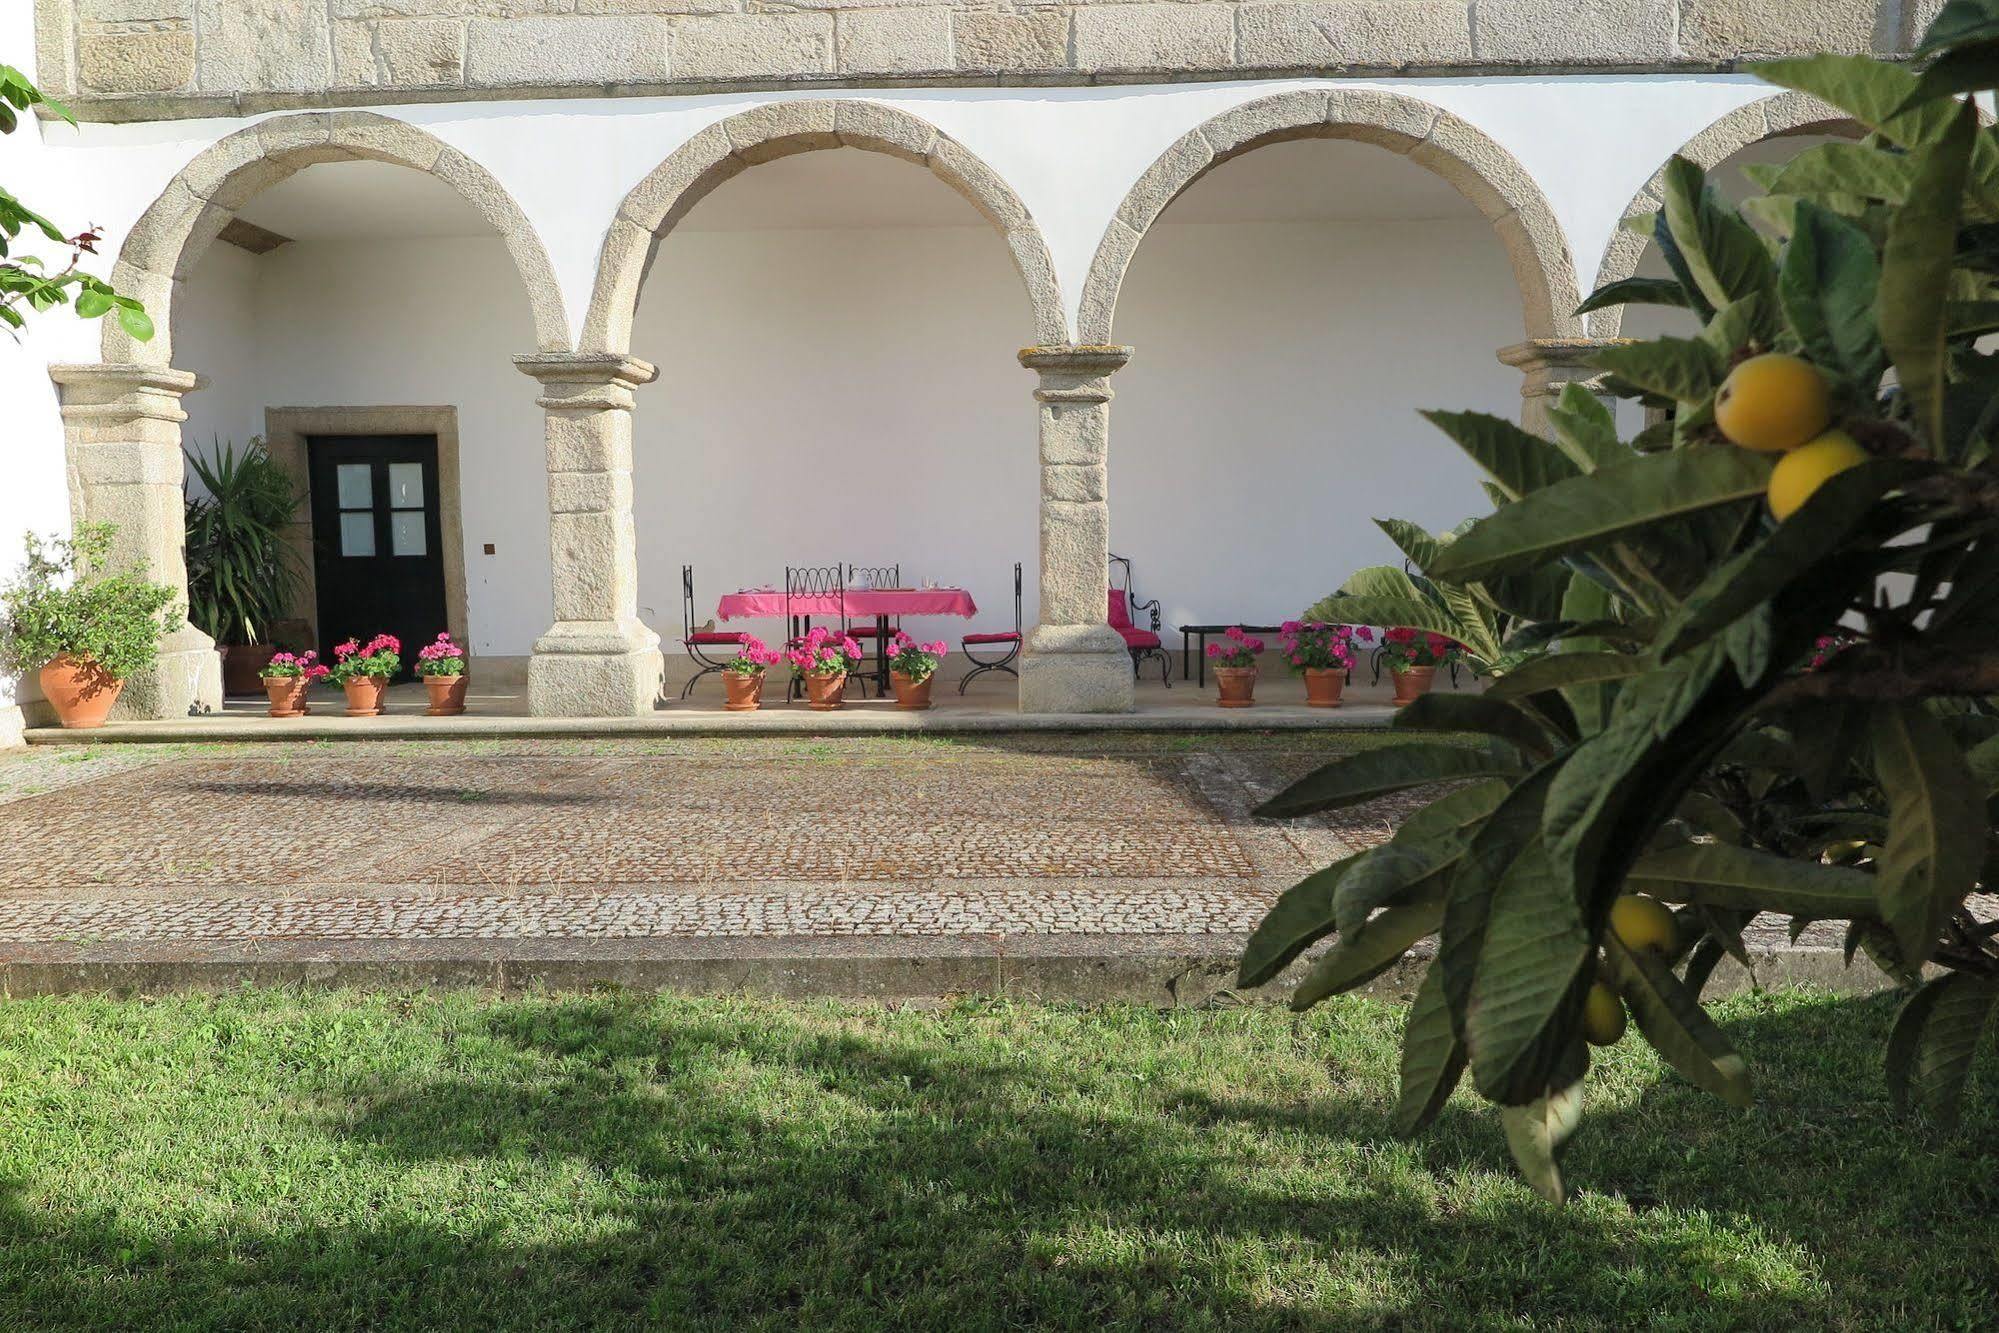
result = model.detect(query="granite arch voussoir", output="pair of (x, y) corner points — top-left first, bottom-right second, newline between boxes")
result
(1077, 89), (1580, 346)
(108, 110), (570, 365)
(583, 98), (1068, 353)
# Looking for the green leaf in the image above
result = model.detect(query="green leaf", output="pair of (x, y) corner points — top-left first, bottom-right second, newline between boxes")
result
(1888, 973), (1999, 1129)
(1914, 0), (1999, 54)
(1333, 841), (1460, 936)
(1392, 692), (1553, 761)
(1487, 651), (1643, 702)
(1301, 596), (1466, 647)
(1653, 459), (1917, 661)
(1880, 102), (1976, 453)
(1544, 383), (1628, 473)
(1467, 835), (1593, 1105)
(1394, 964), (1467, 1136)
(1905, 45), (1999, 109)
(1440, 764), (1559, 1044)
(1499, 1079), (1585, 1205)
(1968, 733), (1999, 794)
(1392, 778), (1510, 847)
(1600, 935), (1753, 1108)
(1374, 518), (1443, 574)
(72, 287), (111, 319)
(1289, 902), (1441, 1012)
(1574, 276), (1693, 317)
(1754, 54), (1966, 147)
(1767, 143), (1919, 207)
(1659, 156), (1778, 319)
(1237, 855), (1359, 988)
(1870, 702), (1986, 968)
(1254, 743), (1521, 820)
(1591, 337), (1723, 404)
(1781, 201), (1885, 392)
(1420, 410), (1582, 500)
(1428, 448), (1775, 583)
(115, 303), (155, 342)
(1624, 842), (1879, 918)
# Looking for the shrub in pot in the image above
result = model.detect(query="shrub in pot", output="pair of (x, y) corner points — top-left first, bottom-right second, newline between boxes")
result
(786, 626), (860, 710)
(884, 631), (949, 710)
(1207, 626), (1264, 708)
(184, 438), (301, 696)
(414, 632), (469, 716)
(0, 524), (180, 729)
(258, 650), (327, 718)
(1279, 620), (1365, 707)
(720, 636), (782, 711)
(326, 633), (400, 716)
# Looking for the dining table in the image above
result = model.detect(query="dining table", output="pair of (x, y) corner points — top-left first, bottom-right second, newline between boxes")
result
(717, 587), (980, 692)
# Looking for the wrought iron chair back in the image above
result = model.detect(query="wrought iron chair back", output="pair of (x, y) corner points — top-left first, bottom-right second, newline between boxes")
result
(958, 562), (1023, 694)
(784, 565), (847, 640)
(1109, 552), (1170, 686)
(678, 564), (748, 700)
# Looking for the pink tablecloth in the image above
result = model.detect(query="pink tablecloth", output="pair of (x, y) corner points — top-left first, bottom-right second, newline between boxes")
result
(717, 588), (978, 621)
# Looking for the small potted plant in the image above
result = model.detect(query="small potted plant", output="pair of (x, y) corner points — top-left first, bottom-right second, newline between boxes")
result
(1382, 627), (1461, 705)
(0, 524), (180, 729)
(258, 649), (327, 717)
(1279, 621), (1367, 707)
(326, 632), (401, 716)
(1205, 626), (1264, 708)
(414, 631), (469, 715)
(786, 625), (860, 710)
(721, 636), (782, 711)
(884, 631), (949, 710)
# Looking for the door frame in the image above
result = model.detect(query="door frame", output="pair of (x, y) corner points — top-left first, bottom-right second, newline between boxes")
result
(263, 406), (470, 660)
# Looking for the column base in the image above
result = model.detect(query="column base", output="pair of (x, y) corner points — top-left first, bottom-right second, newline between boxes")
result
(111, 630), (223, 721)
(528, 622), (663, 717)
(1019, 626), (1135, 714)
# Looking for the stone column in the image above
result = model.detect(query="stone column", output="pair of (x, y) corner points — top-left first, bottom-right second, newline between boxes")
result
(1496, 338), (1623, 437)
(1018, 345), (1136, 714)
(47, 363), (221, 720)
(514, 353), (664, 717)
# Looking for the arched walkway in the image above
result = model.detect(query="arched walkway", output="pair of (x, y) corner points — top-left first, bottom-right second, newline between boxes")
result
(1587, 91), (1859, 337)
(1078, 89), (1582, 345)
(107, 110), (570, 365)
(582, 100), (1068, 352)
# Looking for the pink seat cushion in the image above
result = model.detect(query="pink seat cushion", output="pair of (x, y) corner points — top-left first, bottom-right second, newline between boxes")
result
(962, 631), (1022, 646)
(1117, 627), (1161, 650)
(686, 631), (747, 646)
(1107, 589), (1133, 630)
(847, 625), (886, 637)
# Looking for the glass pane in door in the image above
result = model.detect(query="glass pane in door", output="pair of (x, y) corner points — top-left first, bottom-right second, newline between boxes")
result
(339, 511), (376, 557)
(388, 462), (424, 509)
(390, 511), (427, 557)
(335, 463), (373, 509)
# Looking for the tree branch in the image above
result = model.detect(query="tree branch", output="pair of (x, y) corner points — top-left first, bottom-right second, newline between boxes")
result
(1767, 649), (1999, 704)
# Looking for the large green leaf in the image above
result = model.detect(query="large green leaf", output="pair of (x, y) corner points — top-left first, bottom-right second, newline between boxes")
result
(1887, 972), (1999, 1130)
(1428, 448), (1775, 584)
(1499, 1080), (1585, 1206)
(1879, 101), (1976, 453)
(1591, 337), (1723, 404)
(1391, 777), (1510, 846)
(1289, 902), (1441, 1012)
(1544, 383), (1629, 473)
(1374, 519), (1443, 574)
(1301, 595), (1465, 645)
(1653, 459), (1917, 661)
(1420, 410), (1582, 500)
(1781, 200), (1886, 392)
(1768, 143), (1918, 208)
(1254, 743), (1521, 820)
(1394, 963), (1467, 1136)
(1659, 156), (1778, 321)
(1574, 276), (1693, 317)
(1754, 54), (1966, 147)
(1487, 651), (1643, 702)
(1237, 855), (1359, 987)
(1600, 935), (1753, 1108)
(1915, 0), (1999, 54)
(1333, 840), (1460, 936)
(1440, 764), (1560, 1042)
(1624, 843), (1878, 917)
(1968, 732), (1999, 794)
(1393, 691), (1554, 760)
(1870, 702), (1987, 967)
(1467, 835), (1593, 1105)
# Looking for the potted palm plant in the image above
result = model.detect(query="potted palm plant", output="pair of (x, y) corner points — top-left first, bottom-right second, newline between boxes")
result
(183, 437), (301, 696)
(0, 524), (180, 728)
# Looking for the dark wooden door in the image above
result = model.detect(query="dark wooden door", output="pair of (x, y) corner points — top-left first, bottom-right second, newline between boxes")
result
(307, 435), (447, 681)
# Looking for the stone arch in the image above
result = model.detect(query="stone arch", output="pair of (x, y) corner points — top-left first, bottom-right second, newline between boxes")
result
(107, 110), (571, 365)
(582, 99), (1068, 353)
(1588, 92), (1862, 337)
(1077, 89), (1582, 346)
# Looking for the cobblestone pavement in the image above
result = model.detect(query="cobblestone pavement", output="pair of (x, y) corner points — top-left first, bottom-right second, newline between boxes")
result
(0, 735), (1390, 945)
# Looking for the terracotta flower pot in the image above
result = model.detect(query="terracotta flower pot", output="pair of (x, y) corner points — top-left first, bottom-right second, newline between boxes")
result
(425, 673), (468, 716)
(262, 675), (310, 718)
(220, 643), (279, 697)
(1302, 668), (1346, 708)
(38, 654), (122, 729)
(1391, 665), (1437, 707)
(723, 670), (766, 712)
(891, 671), (933, 711)
(1214, 665), (1258, 708)
(803, 672), (847, 711)
(342, 674), (389, 717)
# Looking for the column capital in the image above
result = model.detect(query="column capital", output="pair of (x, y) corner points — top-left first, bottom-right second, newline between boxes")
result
(514, 353), (658, 411)
(1020, 344), (1131, 405)
(49, 363), (205, 425)
(1495, 338), (1627, 399)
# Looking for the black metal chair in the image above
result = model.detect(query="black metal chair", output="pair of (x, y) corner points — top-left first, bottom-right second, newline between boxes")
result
(959, 562), (1023, 694)
(1108, 553), (1170, 686)
(784, 564), (868, 699)
(679, 564), (748, 700)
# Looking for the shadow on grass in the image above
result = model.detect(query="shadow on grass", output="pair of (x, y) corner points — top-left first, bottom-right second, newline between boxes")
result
(1, 991), (1992, 1331)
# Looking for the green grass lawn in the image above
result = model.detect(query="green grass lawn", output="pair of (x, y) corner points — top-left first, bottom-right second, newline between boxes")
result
(0, 987), (1991, 1331)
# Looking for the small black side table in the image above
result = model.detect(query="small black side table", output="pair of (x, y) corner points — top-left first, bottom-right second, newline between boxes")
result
(1179, 623), (1285, 687)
